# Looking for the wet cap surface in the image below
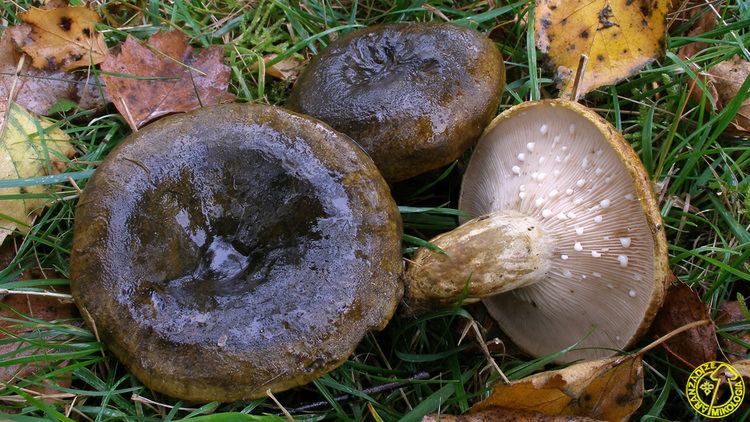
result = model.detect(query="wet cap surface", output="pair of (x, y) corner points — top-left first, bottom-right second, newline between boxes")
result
(70, 104), (403, 401)
(288, 22), (505, 182)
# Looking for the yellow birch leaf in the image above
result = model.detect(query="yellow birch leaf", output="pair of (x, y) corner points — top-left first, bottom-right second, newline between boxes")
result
(8, 6), (108, 71)
(535, 0), (669, 97)
(0, 103), (75, 245)
(470, 356), (643, 422)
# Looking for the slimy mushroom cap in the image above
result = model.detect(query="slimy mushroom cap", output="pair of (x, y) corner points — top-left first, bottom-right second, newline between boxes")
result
(287, 22), (505, 182)
(70, 104), (404, 401)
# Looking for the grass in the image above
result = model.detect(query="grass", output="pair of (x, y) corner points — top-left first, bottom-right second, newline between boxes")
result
(1, 0), (749, 420)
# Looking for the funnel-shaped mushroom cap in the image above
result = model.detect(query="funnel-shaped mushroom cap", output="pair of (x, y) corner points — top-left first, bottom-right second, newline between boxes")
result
(459, 100), (668, 361)
(70, 104), (403, 401)
(287, 22), (505, 183)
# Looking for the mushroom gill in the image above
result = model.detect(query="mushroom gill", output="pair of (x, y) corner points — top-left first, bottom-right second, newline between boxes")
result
(406, 100), (668, 362)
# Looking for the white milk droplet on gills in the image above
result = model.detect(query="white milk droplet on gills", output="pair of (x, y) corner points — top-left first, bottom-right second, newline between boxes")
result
(618, 255), (629, 267)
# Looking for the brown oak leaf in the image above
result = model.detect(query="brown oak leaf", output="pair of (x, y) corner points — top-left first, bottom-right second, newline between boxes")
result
(650, 283), (716, 368)
(7, 6), (108, 71)
(100, 31), (235, 130)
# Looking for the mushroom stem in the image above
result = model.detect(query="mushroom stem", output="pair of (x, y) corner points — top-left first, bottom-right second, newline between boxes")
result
(405, 210), (554, 310)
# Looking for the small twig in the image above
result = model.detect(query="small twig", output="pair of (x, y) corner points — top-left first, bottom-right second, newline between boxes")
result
(421, 4), (450, 21)
(130, 393), (200, 411)
(285, 372), (430, 414)
(615, 319), (712, 365)
(0, 55), (26, 140)
(67, 176), (83, 195)
(0, 392), (76, 403)
(267, 389), (294, 422)
(119, 98), (138, 131)
(369, 332), (413, 409)
(65, 395), (78, 418)
(469, 320), (509, 384)
(0, 288), (73, 301)
(569, 54), (589, 102)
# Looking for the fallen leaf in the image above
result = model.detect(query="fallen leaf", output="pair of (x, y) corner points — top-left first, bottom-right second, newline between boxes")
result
(423, 409), (603, 421)
(650, 283), (716, 368)
(251, 54), (304, 82)
(0, 31), (77, 115)
(0, 245), (75, 399)
(733, 359), (750, 379)
(42, 0), (70, 9)
(716, 301), (750, 362)
(7, 6), (108, 71)
(469, 356), (643, 422)
(706, 56), (750, 136)
(535, 0), (669, 97)
(675, 2), (717, 60)
(0, 103), (75, 245)
(100, 31), (235, 130)
(75, 74), (110, 110)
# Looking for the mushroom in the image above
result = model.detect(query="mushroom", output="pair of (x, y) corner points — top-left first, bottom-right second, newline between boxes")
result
(70, 104), (403, 402)
(287, 22), (505, 183)
(406, 99), (669, 361)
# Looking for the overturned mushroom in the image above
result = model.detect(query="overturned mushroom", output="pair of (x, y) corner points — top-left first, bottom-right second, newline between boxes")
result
(407, 100), (669, 361)
(70, 104), (403, 402)
(287, 22), (505, 183)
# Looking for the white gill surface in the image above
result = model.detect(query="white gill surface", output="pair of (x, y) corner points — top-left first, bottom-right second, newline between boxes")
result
(459, 104), (655, 361)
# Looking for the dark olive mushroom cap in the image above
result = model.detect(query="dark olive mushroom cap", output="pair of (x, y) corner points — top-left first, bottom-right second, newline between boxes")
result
(70, 104), (404, 402)
(287, 22), (505, 183)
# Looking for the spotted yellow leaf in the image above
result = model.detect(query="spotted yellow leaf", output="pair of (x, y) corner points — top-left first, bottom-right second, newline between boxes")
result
(535, 0), (669, 97)
(8, 6), (108, 71)
(0, 103), (75, 244)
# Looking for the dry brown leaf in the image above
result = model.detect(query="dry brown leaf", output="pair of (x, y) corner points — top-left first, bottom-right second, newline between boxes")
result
(100, 31), (235, 130)
(716, 301), (750, 362)
(675, 2), (717, 60)
(0, 243), (75, 397)
(251, 54), (304, 82)
(423, 409), (603, 421)
(732, 359), (750, 379)
(0, 31), (76, 116)
(707, 56), (750, 136)
(650, 283), (716, 368)
(42, 0), (70, 9)
(469, 356), (643, 422)
(535, 0), (669, 97)
(75, 74), (110, 110)
(0, 103), (75, 245)
(7, 6), (108, 71)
